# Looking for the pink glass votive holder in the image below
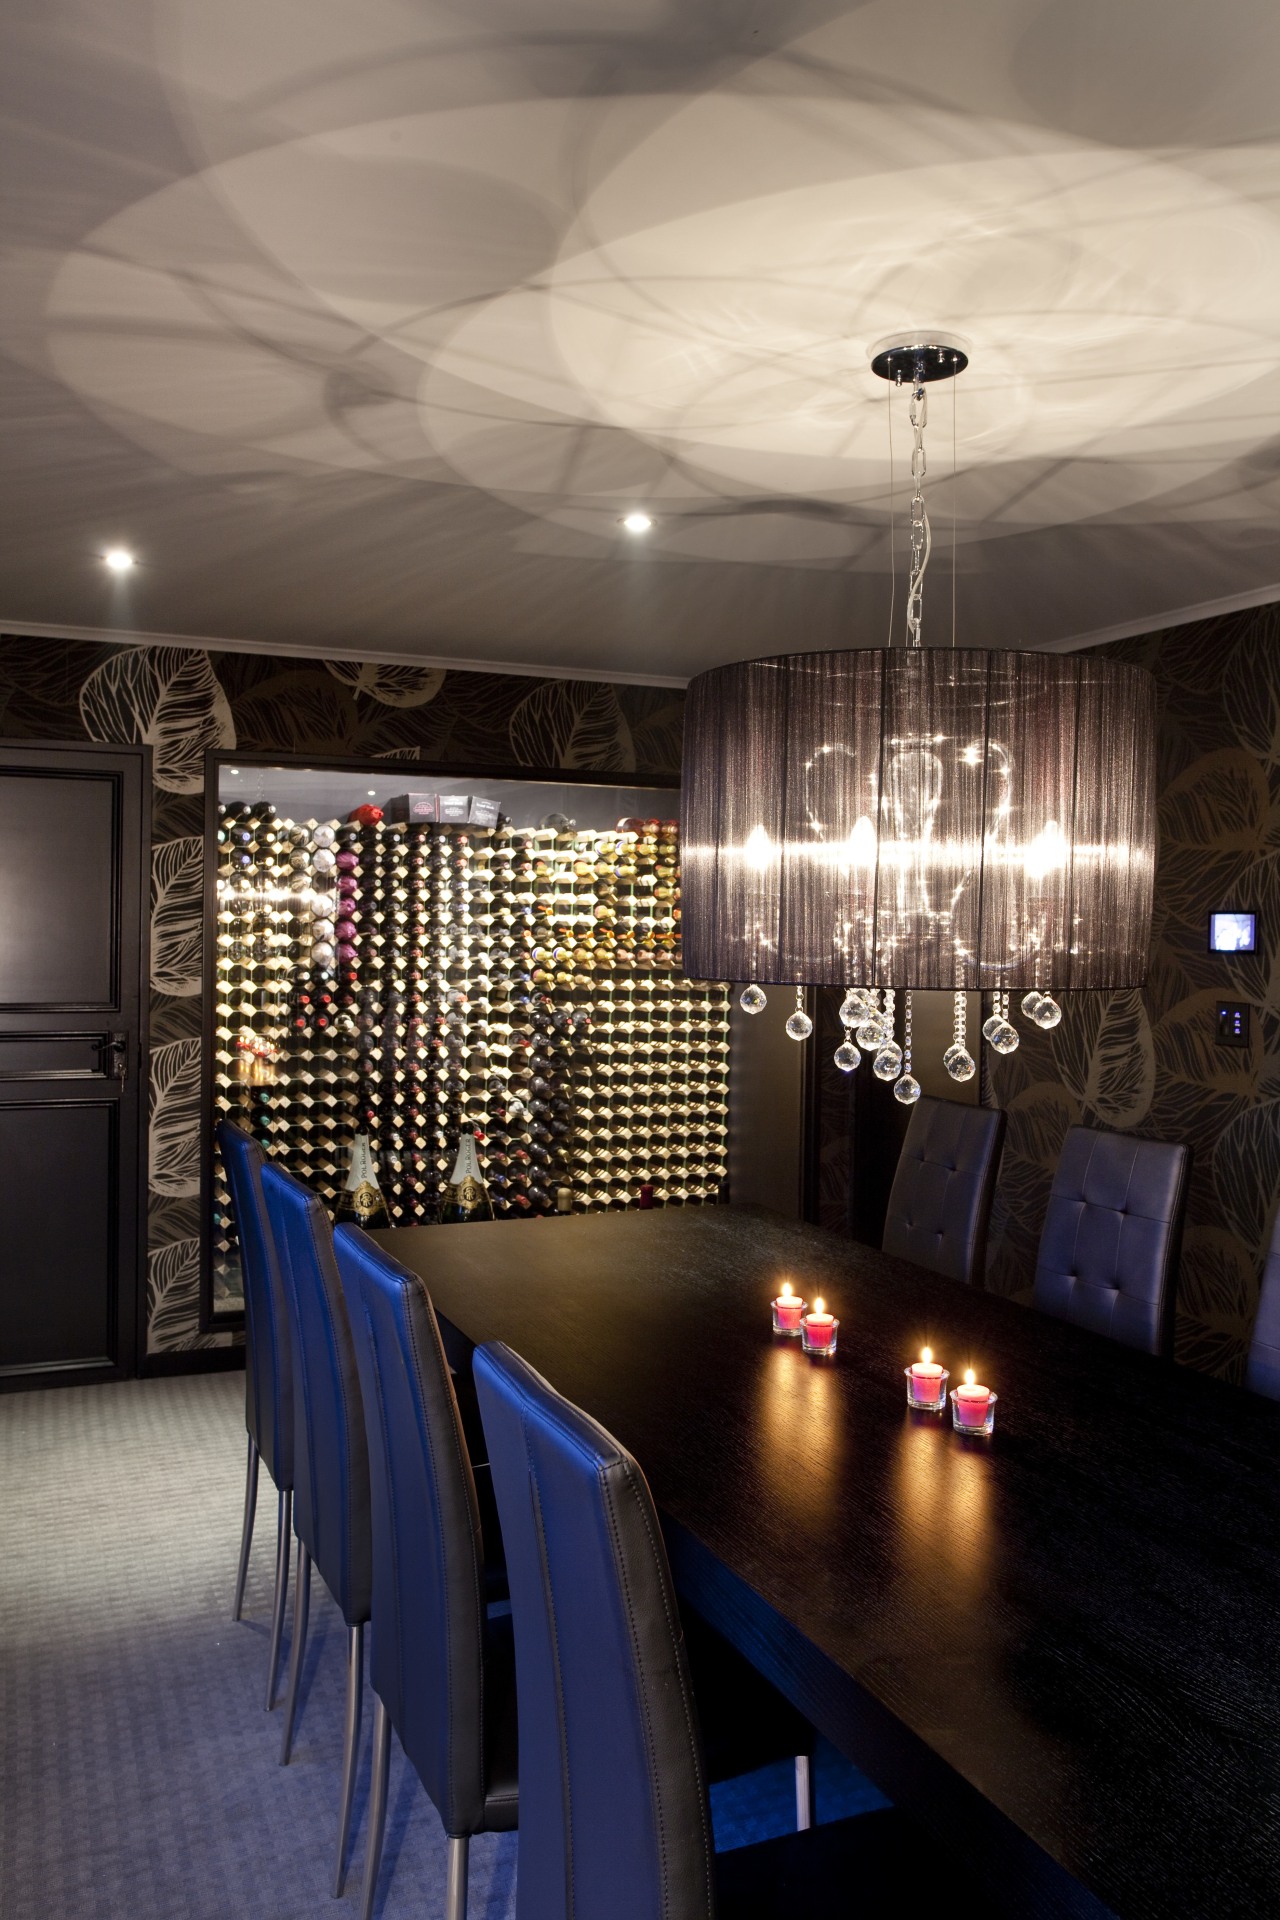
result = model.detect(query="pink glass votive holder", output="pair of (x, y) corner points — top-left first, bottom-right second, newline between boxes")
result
(904, 1364), (950, 1412)
(950, 1386), (998, 1435)
(801, 1310), (838, 1357)
(772, 1292), (808, 1336)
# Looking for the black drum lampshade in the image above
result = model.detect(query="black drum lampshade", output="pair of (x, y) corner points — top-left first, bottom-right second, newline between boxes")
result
(681, 647), (1156, 1050)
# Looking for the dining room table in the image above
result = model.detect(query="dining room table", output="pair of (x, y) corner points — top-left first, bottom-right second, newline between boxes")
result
(370, 1203), (1280, 1920)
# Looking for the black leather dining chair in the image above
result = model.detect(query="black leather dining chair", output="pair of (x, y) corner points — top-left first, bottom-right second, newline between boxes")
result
(882, 1096), (1006, 1286)
(1245, 1206), (1280, 1398)
(217, 1120), (295, 1711)
(1033, 1125), (1190, 1356)
(260, 1163), (372, 1898)
(475, 1339), (939, 1920)
(333, 1223), (519, 1920)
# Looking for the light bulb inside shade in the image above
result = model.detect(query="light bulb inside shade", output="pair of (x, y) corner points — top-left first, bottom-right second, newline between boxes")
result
(621, 511), (653, 534)
(1023, 819), (1068, 882)
(742, 825), (774, 872)
(847, 815), (878, 867)
(103, 548), (135, 573)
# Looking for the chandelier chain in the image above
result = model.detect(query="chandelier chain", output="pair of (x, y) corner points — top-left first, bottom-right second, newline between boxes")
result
(906, 358), (932, 648)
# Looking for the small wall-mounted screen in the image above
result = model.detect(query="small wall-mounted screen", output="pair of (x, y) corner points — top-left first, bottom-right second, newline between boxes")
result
(1208, 911), (1257, 953)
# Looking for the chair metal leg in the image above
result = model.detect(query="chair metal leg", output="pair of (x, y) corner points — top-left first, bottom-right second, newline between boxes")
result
(445, 1836), (469, 1920)
(359, 1697), (392, 1920)
(795, 1753), (815, 1831)
(232, 1435), (259, 1622)
(265, 1488), (292, 1711)
(332, 1622), (364, 1896)
(279, 1544), (312, 1764)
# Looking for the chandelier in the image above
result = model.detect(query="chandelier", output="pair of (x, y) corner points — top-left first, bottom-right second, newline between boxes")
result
(680, 341), (1157, 1102)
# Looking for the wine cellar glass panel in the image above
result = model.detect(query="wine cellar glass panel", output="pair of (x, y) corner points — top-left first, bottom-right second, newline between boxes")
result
(211, 772), (730, 1310)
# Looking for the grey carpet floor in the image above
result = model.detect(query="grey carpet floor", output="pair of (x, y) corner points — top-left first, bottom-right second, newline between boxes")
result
(0, 1372), (884, 1919)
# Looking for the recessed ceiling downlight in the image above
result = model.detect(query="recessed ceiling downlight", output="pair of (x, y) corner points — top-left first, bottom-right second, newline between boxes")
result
(103, 548), (136, 573)
(621, 511), (653, 534)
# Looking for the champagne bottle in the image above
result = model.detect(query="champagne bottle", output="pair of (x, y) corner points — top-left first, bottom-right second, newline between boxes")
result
(335, 1132), (389, 1229)
(438, 1131), (494, 1224)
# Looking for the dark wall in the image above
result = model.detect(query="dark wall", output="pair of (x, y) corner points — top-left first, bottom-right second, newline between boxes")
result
(984, 608), (1280, 1378)
(0, 638), (684, 1354)
(5, 604), (1277, 1375)
(812, 604), (1280, 1381)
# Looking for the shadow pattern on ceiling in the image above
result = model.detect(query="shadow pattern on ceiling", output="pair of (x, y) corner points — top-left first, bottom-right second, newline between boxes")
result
(3, 0), (1280, 672)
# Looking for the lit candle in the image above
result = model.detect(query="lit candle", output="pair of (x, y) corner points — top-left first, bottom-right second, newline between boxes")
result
(907, 1345), (946, 1408)
(771, 1280), (807, 1336)
(801, 1297), (838, 1356)
(952, 1367), (997, 1434)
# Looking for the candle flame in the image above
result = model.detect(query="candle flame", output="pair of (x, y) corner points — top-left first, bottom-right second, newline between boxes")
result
(814, 1297), (825, 1315)
(964, 1368), (975, 1387)
(921, 1346), (932, 1365)
(781, 1281), (793, 1300)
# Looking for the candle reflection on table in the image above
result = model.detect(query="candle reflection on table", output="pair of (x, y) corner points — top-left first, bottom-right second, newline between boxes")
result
(755, 1340), (847, 1527)
(891, 1413), (994, 1605)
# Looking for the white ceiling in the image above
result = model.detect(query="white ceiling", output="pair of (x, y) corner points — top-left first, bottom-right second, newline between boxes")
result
(4, 0), (1280, 681)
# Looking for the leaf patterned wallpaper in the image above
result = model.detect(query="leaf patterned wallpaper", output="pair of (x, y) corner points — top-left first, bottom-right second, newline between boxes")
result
(1, 610), (1276, 1371)
(803, 609), (1279, 1380)
(982, 608), (1280, 1379)
(0, 637), (683, 1354)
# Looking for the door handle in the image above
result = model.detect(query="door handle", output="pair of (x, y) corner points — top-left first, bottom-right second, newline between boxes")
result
(100, 1032), (128, 1085)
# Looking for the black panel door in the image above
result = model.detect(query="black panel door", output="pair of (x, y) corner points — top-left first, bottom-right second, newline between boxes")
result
(0, 744), (148, 1385)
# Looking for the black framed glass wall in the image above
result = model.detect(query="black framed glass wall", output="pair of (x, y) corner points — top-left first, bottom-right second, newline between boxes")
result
(201, 756), (730, 1327)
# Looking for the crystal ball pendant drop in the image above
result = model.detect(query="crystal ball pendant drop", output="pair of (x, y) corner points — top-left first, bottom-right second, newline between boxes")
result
(785, 986), (813, 1042)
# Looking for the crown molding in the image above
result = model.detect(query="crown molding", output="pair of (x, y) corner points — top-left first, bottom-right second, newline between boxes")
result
(6, 581), (1278, 684)
(1040, 582), (1280, 652)
(0, 619), (688, 689)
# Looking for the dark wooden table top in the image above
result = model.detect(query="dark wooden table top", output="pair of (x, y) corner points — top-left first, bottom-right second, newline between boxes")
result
(372, 1206), (1280, 1920)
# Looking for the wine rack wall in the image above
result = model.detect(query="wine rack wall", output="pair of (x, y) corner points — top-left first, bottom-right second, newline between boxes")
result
(212, 806), (731, 1296)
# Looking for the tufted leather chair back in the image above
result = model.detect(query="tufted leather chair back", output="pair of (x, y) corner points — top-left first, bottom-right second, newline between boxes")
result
(333, 1225), (492, 1837)
(1245, 1206), (1280, 1399)
(218, 1121), (293, 1489)
(475, 1340), (716, 1920)
(882, 1097), (1007, 1286)
(261, 1163), (371, 1625)
(1033, 1125), (1190, 1355)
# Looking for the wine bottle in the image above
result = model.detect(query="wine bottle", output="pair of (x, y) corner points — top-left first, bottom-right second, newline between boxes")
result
(438, 1131), (494, 1224)
(335, 1132), (390, 1229)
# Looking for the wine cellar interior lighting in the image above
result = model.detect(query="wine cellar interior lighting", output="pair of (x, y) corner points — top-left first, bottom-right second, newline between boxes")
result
(679, 342), (1158, 1101)
(212, 795), (730, 1305)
